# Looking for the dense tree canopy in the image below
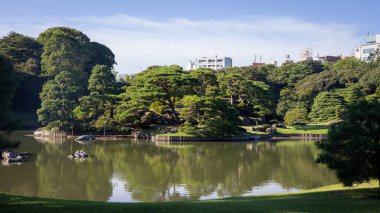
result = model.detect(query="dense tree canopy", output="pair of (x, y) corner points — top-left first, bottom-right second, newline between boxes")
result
(309, 91), (346, 123)
(0, 54), (19, 148)
(284, 107), (308, 125)
(37, 27), (91, 78)
(0, 32), (42, 75)
(74, 65), (118, 133)
(0, 32), (44, 114)
(317, 101), (380, 187)
(178, 95), (242, 137)
(125, 65), (193, 125)
(269, 59), (324, 87)
(87, 42), (116, 71)
(2, 26), (380, 137)
(37, 71), (83, 131)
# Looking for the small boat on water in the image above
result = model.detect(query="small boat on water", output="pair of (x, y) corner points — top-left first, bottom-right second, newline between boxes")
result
(75, 135), (96, 141)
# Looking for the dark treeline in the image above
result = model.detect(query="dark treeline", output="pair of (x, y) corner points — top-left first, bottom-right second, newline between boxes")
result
(1, 27), (380, 137)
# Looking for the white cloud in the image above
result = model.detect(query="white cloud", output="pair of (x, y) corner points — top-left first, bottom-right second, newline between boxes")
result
(0, 14), (360, 74)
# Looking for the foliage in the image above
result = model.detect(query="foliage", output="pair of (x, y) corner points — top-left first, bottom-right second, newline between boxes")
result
(88, 65), (116, 95)
(178, 95), (242, 137)
(37, 71), (82, 131)
(284, 107), (309, 125)
(332, 57), (365, 71)
(365, 86), (380, 103)
(309, 91), (346, 123)
(125, 65), (192, 125)
(37, 27), (91, 78)
(0, 54), (19, 148)
(188, 68), (219, 96)
(317, 101), (380, 187)
(0, 32), (44, 117)
(219, 72), (274, 117)
(74, 65), (117, 132)
(359, 66), (380, 94)
(0, 31), (42, 75)
(87, 41), (116, 71)
(269, 59), (324, 87)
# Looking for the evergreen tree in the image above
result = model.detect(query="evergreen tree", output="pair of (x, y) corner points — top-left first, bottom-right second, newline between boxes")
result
(37, 71), (82, 131)
(317, 101), (380, 188)
(179, 95), (242, 137)
(74, 65), (117, 133)
(37, 27), (91, 79)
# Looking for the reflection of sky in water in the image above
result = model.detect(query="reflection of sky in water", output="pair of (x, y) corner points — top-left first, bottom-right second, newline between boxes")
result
(108, 173), (136, 203)
(108, 174), (299, 202)
(199, 182), (299, 200)
(108, 173), (191, 202)
(243, 181), (299, 196)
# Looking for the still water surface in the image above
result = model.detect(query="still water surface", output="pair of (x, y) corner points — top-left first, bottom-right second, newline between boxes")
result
(0, 131), (338, 202)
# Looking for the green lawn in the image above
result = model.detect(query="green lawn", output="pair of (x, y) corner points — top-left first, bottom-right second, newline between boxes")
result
(1, 181), (379, 213)
(276, 125), (330, 134)
(156, 132), (194, 136)
(240, 126), (268, 135)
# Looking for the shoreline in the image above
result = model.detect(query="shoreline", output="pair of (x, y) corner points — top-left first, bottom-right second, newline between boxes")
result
(0, 181), (378, 213)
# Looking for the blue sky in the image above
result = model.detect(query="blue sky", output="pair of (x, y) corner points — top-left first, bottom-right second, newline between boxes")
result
(0, 0), (379, 73)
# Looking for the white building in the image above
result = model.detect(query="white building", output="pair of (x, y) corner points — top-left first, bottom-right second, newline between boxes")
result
(300, 48), (313, 61)
(355, 34), (380, 62)
(185, 55), (232, 71)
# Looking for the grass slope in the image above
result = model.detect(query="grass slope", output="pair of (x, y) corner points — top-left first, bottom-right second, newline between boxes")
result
(1, 182), (379, 213)
(276, 125), (330, 134)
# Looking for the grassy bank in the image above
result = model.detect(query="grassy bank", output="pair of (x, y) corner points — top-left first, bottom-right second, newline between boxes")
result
(1, 181), (379, 213)
(276, 125), (330, 134)
(156, 125), (329, 138)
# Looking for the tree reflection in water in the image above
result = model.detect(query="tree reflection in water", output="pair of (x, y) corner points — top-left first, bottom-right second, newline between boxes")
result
(0, 132), (338, 202)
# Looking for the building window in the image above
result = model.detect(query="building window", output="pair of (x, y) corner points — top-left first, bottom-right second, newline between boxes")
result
(363, 48), (375, 54)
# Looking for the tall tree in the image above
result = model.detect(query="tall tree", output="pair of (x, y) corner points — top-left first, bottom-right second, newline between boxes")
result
(37, 71), (82, 131)
(37, 27), (91, 78)
(309, 91), (346, 123)
(0, 31), (42, 75)
(317, 101), (380, 188)
(0, 54), (19, 148)
(219, 73), (273, 117)
(178, 95), (242, 137)
(126, 65), (192, 125)
(74, 65), (117, 133)
(188, 69), (219, 97)
(0, 32), (44, 116)
(269, 59), (325, 87)
(86, 42), (116, 71)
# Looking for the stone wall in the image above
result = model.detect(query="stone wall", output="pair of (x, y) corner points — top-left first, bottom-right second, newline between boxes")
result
(154, 134), (271, 142)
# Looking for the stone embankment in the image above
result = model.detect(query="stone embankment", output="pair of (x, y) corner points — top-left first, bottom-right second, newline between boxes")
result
(154, 134), (271, 142)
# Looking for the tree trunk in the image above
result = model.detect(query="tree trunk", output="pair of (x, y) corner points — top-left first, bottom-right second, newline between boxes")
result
(169, 104), (180, 126)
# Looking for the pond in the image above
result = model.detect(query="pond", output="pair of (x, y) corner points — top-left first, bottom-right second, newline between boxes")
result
(0, 131), (338, 202)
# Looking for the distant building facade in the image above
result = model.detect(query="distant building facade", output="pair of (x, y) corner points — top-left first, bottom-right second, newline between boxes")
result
(185, 55), (232, 71)
(300, 48), (313, 61)
(355, 34), (380, 62)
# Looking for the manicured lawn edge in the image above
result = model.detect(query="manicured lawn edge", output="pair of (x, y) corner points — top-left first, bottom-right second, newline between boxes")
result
(0, 181), (379, 213)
